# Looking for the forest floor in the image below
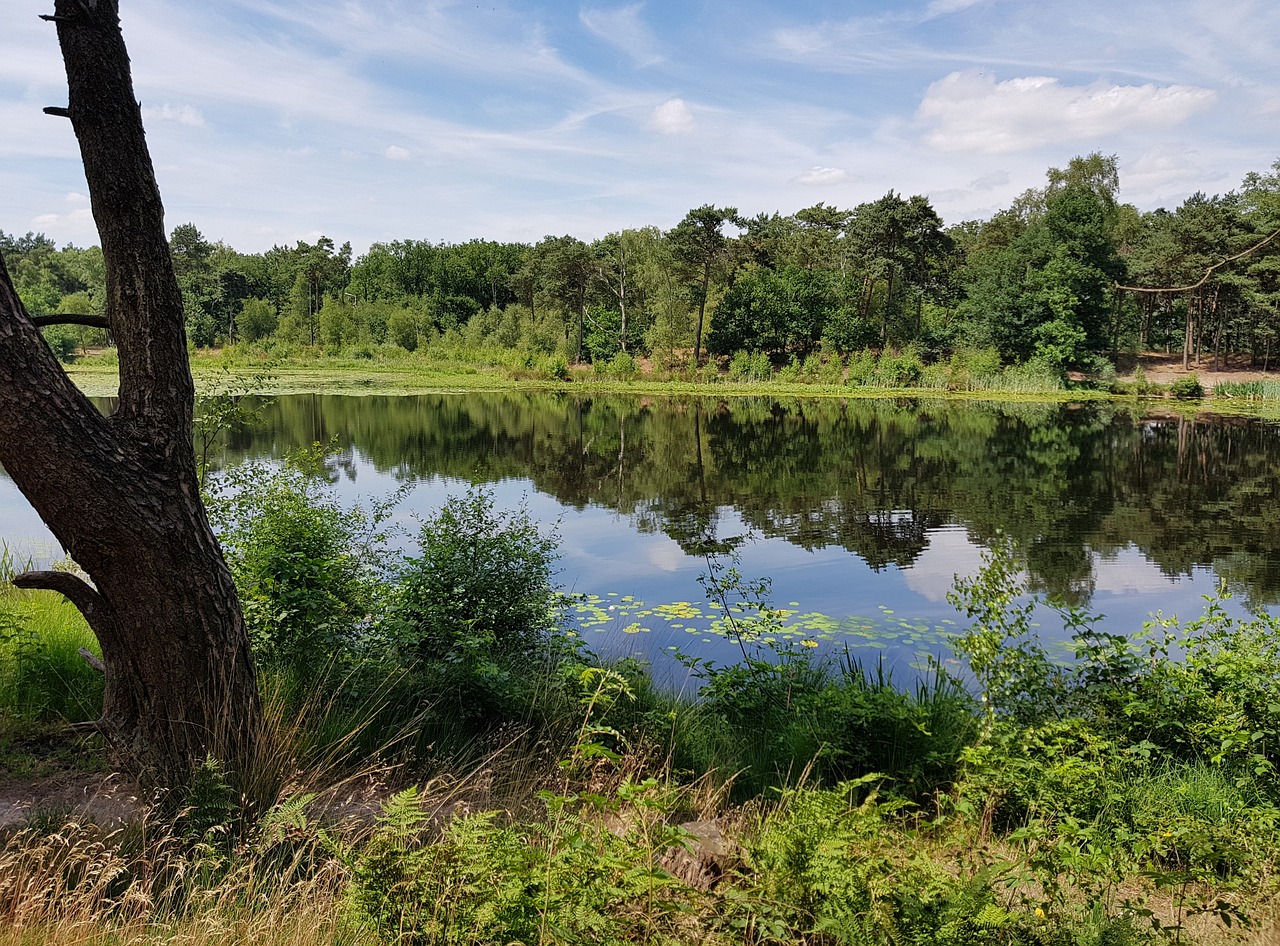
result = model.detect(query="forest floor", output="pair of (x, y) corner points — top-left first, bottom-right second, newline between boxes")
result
(1126, 351), (1277, 387)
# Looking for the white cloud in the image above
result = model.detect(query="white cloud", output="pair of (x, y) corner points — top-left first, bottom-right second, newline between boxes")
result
(32, 207), (94, 231)
(901, 527), (991, 602)
(383, 145), (411, 160)
(1091, 547), (1183, 595)
(141, 103), (206, 126)
(924, 0), (989, 16)
(647, 98), (695, 134)
(918, 70), (1217, 153)
(794, 166), (848, 185)
(968, 170), (1009, 190)
(580, 4), (663, 67)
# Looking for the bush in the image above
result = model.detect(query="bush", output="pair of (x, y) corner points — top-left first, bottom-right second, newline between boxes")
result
(344, 782), (697, 946)
(670, 563), (977, 799)
(874, 348), (924, 387)
(1170, 372), (1204, 399)
(846, 349), (877, 386)
(740, 780), (1078, 945)
(388, 487), (570, 726)
(727, 349), (772, 382)
(603, 350), (638, 380)
(207, 445), (393, 688)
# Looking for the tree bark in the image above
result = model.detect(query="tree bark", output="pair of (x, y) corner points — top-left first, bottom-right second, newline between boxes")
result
(0, 0), (260, 791)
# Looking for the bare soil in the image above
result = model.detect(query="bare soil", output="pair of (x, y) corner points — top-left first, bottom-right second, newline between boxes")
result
(1124, 351), (1278, 389)
(0, 770), (141, 832)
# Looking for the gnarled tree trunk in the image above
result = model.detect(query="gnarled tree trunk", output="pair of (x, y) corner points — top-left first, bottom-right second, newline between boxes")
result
(0, 0), (260, 791)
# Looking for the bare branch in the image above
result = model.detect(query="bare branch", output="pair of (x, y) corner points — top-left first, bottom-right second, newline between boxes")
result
(31, 313), (110, 329)
(78, 646), (106, 673)
(12, 569), (105, 622)
(43, 106), (72, 118)
(1116, 224), (1280, 295)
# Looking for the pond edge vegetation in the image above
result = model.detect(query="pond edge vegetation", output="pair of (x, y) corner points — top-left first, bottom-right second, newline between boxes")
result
(3, 453), (1280, 945)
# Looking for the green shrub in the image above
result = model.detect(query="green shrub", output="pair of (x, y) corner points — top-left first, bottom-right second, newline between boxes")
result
(207, 446), (393, 688)
(1169, 372), (1204, 399)
(777, 354), (803, 382)
(727, 349), (772, 382)
(739, 779), (1088, 946)
(671, 562), (978, 799)
(875, 348), (924, 387)
(388, 487), (571, 728)
(604, 350), (638, 379)
(846, 349), (877, 386)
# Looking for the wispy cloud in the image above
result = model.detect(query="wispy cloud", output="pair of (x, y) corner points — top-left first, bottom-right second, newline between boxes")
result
(794, 167), (849, 186)
(4, 0), (1277, 252)
(142, 104), (206, 127)
(580, 4), (663, 66)
(918, 71), (1216, 153)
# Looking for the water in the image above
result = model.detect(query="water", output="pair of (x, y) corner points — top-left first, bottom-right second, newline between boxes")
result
(4, 392), (1278, 678)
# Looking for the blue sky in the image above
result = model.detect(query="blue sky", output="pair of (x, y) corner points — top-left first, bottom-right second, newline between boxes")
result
(3, 0), (1277, 253)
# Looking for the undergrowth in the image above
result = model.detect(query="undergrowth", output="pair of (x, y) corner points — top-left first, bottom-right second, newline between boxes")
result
(3, 460), (1279, 943)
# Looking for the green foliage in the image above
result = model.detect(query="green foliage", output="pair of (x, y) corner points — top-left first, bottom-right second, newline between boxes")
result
(342, 779), (698, 946)
(599, 350), (638, 380)
(1169, 373), (1205, 399)
(670, 561), (977, 799)
(875, 348), (925, 387)
(949, 539), (1280, 928)
(208, 445), (395, 688)
(738, 779), (1084, 946)
(237, 297), (278, 343)
(1214, 378), (1280, 399)
(0, 585), (103, 723)
(726, 349), (772, 381)
(388, 487), (570, 728)
(39, 324), (81, 363)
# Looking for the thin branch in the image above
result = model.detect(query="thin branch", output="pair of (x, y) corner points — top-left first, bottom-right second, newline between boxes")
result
(1116, 224), (1280, 294)
(78, 646), (106, 673)
(43, 106), (71, 118)
(31, 313), (110, 329)
(12, 569), (105, 622)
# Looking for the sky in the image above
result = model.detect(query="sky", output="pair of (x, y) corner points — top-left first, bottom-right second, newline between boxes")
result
(3, 0), (1278, 255)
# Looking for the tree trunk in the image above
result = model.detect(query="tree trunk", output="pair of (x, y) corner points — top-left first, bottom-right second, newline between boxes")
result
(0, 0), (260, 791)
(1183, 293), (1195, 371)
(692, 264), (710, 368)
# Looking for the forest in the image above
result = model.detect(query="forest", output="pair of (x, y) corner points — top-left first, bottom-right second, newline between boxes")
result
(7, 152), (1280, 380)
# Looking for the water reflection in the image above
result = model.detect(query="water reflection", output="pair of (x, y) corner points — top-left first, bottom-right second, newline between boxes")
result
(3, 393), (1277, 671)
(199, 393), (1280, 607)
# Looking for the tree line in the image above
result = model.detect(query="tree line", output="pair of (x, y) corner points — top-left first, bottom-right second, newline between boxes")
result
(7, 151), (1280, 375)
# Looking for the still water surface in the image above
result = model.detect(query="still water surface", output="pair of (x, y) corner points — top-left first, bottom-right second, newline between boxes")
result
(3, 393), (1278, 678)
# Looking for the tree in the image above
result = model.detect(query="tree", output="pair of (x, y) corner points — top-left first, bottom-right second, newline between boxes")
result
(707, 265), (833, 357)
(668, 205), (739, 366)
(539, 235), (592, 363)
(846, 192), (946, 347)
(0, 1), (261, 789)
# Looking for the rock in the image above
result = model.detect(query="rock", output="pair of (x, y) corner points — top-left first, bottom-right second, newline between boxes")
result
(661, 819), (741, 890)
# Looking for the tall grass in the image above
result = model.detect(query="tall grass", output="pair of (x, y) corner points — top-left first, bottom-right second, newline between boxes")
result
(1214, 378), (1280, 400)
(0, 586), (102, 724)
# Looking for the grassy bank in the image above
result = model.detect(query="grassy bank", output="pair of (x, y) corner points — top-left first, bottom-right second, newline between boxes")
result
(59, 344), (1280, 417)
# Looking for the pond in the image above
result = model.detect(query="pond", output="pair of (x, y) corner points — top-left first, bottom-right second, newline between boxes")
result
(3, 392), (1278, 682)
